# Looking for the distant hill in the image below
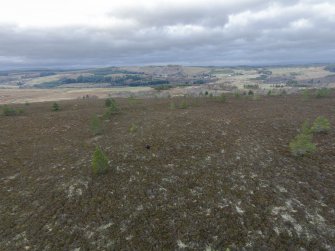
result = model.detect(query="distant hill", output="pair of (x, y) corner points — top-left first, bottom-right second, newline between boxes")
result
(0, 64), (334, 89)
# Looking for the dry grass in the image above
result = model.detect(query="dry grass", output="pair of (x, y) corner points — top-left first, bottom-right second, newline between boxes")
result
(0, 87), (152, 104)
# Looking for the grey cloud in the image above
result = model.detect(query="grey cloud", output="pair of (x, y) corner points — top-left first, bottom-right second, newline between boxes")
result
(0, 0), (334, 69)
(108, 0), (301, 27)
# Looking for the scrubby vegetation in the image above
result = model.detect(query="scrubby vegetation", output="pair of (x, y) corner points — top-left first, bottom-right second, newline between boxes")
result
(103, 99), (120, 118)
(104, 98), (117, 109)
(104, 98), (112, 107)
(286, 79), (299, 86)
(169, 101), (176, 110)
(289, 116), (331, 156)
(280, 89), (287, 96)
(1, 105), (23, 116)
(218, 93), (227, 103)
(289, 131), (316, 157)
(257, 69), (272, 75)
(52, 102), (60, 111)
(129, 123), (138, 133)
(300, 120), (312, 135)
(127, 96), (138, 106)
(316, 88), (331, 98)
(152, 84), (174, 91)
(92, 146), (109, 175)
(302, 89), (310, 100)
(168, 99), (190, 109)
(248, 90), (254, 96)
(179, 100), (189, 109)
(37, 74), (170, 88)
(243, 84), (259, 89)
(90, 115), (103, 136)
(251, 74), (268, 80)
(311, 116), (331, 133)
(252, 95), (260, 101)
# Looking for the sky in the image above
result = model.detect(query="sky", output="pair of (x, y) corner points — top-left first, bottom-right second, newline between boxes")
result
(0, 0), (335, 69)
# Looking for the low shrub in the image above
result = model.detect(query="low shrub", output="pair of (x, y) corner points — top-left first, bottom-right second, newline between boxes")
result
(218, 93), (226, 103)
(52, 102), (60, 111)
(300, 120), (312, 135)
(280, 89), (287, 95)
(252, 95), (260, 101)
(2, 106), (17, 116)
(153, 85), (173, 91)
(302, 89), (310, 100)
(105, 98), (112, 107)
(169, 99), (189, 109)
(90, 115), (103, 136)
(316, 88), (331, 98)
(289, 117), (331, 156)
(105, 98), (118, 108)
(127, 96), (138, 105)
(311, 116), (331, 133)
(92, 146), (109, 175)
(289, 133), (316, 157)
(129, 123), (138, 133)
(244, 84), (259, 89)
(169, 101), (176, 110)
(179, 100), (188, 109)
(103, 100), (120, 118)
(2, 106), (23, 116)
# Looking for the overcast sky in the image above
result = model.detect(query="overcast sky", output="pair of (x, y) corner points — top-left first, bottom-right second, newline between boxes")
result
(0, 0), (335, 69)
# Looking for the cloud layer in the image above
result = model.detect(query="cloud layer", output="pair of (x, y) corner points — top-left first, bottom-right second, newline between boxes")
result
(0, 0), (334, 69)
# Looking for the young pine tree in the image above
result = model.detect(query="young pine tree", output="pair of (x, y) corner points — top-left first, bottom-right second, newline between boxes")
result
(52, 102), (60, 111)
(92, 146), (109, 175)
(311, 116), (331, 133)
(90, 115), (103, 136)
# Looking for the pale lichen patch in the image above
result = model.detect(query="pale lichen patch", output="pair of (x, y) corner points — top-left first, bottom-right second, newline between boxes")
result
(177, 240), (188, 249)
(236, 205), (244, 214)
(97, 222), (113, 231)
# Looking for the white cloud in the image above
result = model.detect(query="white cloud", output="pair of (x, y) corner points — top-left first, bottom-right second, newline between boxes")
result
(0, 0), (334, 68)
(290, 18), (313, 29)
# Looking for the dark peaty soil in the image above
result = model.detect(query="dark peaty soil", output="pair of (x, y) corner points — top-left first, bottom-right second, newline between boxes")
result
(0, 95), (334, 250)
